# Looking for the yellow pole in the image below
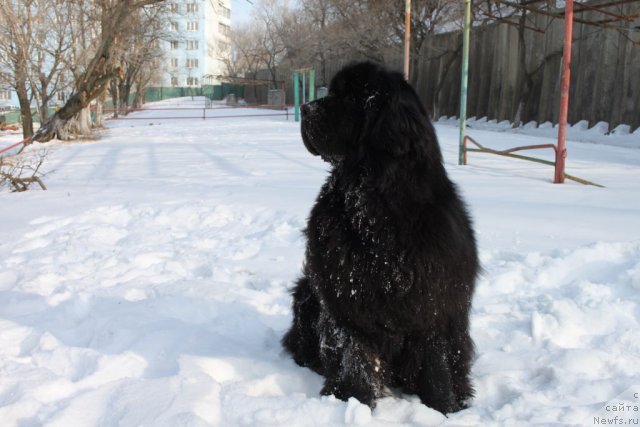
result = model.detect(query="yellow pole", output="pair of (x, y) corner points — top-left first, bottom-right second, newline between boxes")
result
(403, 0), (411, 80)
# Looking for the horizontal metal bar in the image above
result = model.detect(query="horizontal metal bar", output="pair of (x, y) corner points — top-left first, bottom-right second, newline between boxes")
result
(109, 113), (290, 120)
(465, 145), (605, 187)
(0, 137), (30, 156)
(466, 147), (556, 166)
(101, 104), (288, 113)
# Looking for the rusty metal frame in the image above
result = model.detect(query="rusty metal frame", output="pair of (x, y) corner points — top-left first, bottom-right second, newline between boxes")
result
(463, 135), (604, 187)
(459, 0), (625, 186)
(492, 0), (640, 31)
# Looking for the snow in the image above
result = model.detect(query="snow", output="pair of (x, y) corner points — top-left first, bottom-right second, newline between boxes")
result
(1, 98), (639, 426)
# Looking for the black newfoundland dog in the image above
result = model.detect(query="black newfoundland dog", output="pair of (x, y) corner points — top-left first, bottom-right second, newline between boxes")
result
(282, 62), (478, 414)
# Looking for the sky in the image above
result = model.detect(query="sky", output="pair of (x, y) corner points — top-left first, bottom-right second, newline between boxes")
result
(230, 0), (300, 26)
(231, 0), (255, 25)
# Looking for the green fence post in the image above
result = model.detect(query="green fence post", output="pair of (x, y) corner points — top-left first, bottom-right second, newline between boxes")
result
(294, 71), (300, 122)
(458, 0), (471, 166)
(309, 69), (316, 102)
(302, 72), (306, 105)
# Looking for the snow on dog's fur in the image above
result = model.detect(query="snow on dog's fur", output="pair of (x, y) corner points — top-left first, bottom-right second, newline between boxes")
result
(282, 62), (479, 413)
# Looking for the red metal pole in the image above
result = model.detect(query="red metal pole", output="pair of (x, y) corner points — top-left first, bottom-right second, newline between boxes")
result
(404, 0), (411, 80)
(0, 137), (31, 156)
(555, 0), (574, 184)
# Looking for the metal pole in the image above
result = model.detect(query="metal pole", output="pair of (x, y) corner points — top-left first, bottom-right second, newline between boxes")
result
(309, 69), (316, 102)
(294, 71), (300, 122)
(555, 0), (573, 184)
(302, 72), (306, 105)
(403, 0), (411, 80)
(459, 0), (471, 165)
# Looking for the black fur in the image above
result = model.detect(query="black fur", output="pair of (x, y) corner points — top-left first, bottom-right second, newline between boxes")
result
(282, 62), (479, 414)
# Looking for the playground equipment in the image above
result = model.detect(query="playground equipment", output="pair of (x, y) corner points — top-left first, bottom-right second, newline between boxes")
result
(457, 0), (612, 187)
(293, 68), (316, 122)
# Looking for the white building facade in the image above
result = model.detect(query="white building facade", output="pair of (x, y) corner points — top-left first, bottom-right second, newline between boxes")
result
(0, 87), (18, 110)
(0, 48), (18, 109)
(163, 0), (231, 88)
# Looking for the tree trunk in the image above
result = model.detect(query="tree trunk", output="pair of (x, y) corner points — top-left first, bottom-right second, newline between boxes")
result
(432, 44), (462, 121)
(14, 43), (34, 139)
(110, 79), (120, 118)
(133, 78), (144, 109)
(16, 80), (34, 139)
(78, 106), (92, 134)
(118, 79), (127, 113)
(40, 94), (50, 124)
(95, 91), (106, 127)
(513, 11), (531, 128)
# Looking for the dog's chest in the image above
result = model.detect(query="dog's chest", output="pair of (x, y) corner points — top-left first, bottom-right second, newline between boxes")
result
(308, 177), (413, 296)
(314, 175), (386, 245)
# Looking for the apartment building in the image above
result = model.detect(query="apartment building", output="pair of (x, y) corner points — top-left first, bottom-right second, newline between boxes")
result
(163, 0), (231, 88)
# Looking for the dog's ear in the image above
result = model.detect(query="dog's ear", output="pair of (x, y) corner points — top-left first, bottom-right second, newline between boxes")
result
(365, 79), (434, 159)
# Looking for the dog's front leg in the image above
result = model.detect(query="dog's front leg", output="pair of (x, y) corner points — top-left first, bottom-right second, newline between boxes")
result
(317, 312), (384, 408)
(281, 277), (323, 374)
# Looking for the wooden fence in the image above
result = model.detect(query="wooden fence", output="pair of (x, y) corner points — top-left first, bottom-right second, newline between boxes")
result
(290, 5), (640, 133)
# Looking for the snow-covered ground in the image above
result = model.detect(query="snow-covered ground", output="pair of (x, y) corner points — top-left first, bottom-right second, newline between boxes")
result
(1, 98), (639, 426)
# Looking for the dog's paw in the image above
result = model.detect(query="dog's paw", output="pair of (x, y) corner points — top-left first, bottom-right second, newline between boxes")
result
(321, 379), (377, 408)
(424, 394), (465, 415)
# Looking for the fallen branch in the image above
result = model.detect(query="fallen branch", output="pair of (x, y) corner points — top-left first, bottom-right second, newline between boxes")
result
(0, 150), (49, 192)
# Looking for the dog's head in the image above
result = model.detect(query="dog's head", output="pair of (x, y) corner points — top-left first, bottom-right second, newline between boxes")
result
(300, 62), (439, 165)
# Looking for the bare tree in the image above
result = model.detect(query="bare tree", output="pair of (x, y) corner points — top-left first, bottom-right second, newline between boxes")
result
(30, 2), (74, 124)
(253, 0), (291, 85)
(273, 0), (463, 88)
(31, 0), (166, 144)
(475, 1), (574, 127)
(383, 0), (463, 85)
(228, 23), (265, 78)
(0, 150), (48, 192)
(109, 3), (168, 115)
(295, 0), (334, 84)
(0, 1), (37, 139)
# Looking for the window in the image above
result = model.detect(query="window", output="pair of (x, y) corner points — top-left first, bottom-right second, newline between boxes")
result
(218, 22), (230, 37)
(187, 77), (199, 86)
(186, 40), (199, 50)
(0, 90), (10, 100)
(186, 58), (199, 68)
(56, 91), (65, 101)
(187, 21), (199, 31)
(170, 58), (178, 67)
(170, 40), (179, 50)
(171, 77), (178, 87)
(169, 2), (178, 13)
(186, 3), (198, 13)
(218, 2), (230, 18)
(170, 21), (178, 31)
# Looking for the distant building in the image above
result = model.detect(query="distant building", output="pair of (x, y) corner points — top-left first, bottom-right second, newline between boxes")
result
(0, 87), (17, 110)
(2, 0), (233, 111)
(0, 49), (18, 109)
(162, 0), (231, 88)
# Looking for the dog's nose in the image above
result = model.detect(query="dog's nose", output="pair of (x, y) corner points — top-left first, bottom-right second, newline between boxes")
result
(301, 103), (311, 116)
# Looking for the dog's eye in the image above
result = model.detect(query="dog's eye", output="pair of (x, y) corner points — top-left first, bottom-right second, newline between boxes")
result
(365, 95), (376, 109)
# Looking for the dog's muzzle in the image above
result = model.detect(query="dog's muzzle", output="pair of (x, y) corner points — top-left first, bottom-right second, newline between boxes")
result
(301, 102), (321, 156)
